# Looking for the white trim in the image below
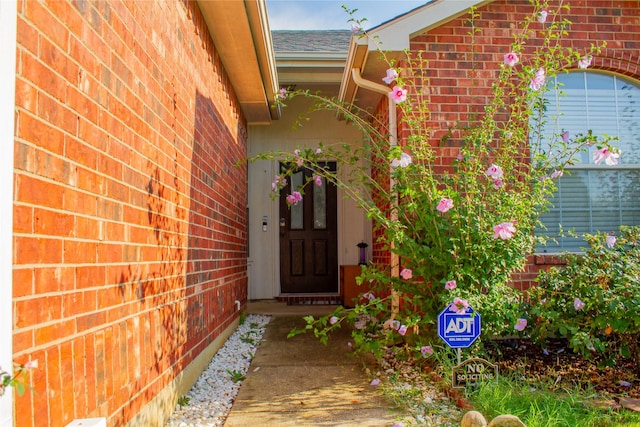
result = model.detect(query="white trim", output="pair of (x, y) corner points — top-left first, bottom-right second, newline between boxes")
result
(364, 0), (490, 51)
(0, 0), (16, 425)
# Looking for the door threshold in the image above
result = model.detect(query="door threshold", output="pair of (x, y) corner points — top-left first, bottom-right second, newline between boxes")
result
(277, 293), (342, 306)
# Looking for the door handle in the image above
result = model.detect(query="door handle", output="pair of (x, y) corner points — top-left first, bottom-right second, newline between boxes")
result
(280, 218), (286, 227)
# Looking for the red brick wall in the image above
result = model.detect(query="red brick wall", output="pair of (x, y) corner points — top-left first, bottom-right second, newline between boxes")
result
(13, 1), (248, 426)
(371, 0), (640, 288)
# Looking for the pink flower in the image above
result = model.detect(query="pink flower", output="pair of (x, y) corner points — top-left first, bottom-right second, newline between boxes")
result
(493, 221), (517, 240)
(382, 68), (399, 85)
(492, 179), (504, 189)
(389, 85), (407, 104)
(278, 88), (287, 99)
(400, 268), (413, 280)
(370, 378), (380, 386)
(436, 198), (454, 213)
(315, 148), (322, 154)
(514, 318), (527, 331)
(574, 298), (585, 311)
(504, 52), (519, 67)
(593, 147), (620, 165)
(421, 346), (434, 357)
(578, 55), (592, 69)
(561, 130), (570, 142)
(313, 175), (323, 186)
(329, 316), (339, 325)
(398, 325), (408, 336)
(606, 235), (617, 248)
(485, 164), (504, 180)
(363, 292), (375, 300)
(550, 170), (564, 179)
(296, 158), (304, 167)
(537, 10), (548, 23)
(350, 23), (362, 34)
(24, 360), (38, 369)
(272, 176), (286, 191)
(445, 280), (457, 291)
(529, 67), (546, 91)
(450, 297), (470, 314)
(391, 152), (412, 168)
(390, 319), (401, 330)
(286, 191), (303, 205)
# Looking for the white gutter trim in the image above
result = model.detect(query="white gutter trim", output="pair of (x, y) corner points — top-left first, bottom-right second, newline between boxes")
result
(350, 69), (399, 281)
(350, 68), (389, 96)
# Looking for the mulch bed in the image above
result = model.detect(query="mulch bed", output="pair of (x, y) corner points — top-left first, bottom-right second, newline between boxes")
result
(484, 338), (640, 400)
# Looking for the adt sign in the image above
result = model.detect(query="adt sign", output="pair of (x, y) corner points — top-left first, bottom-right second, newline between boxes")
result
(438, 304), (481, 348)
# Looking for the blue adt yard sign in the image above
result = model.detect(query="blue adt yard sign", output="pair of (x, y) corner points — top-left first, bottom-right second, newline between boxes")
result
(438, 304), (481, 348)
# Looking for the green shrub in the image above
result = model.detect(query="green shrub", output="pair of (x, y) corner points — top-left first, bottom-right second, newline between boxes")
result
(527, 225), (640, 372)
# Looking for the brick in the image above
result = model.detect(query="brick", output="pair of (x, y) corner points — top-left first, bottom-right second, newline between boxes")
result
(71, 336), (88, 417)
(75, 265), (106, 289)
(94, 329), (106, 404)
(39, 36), (79, 84)
(17, 110), (65, 155)
(14, 203), (33, 234)
(33, 207), (74, 237)
(41, 347), (62, 426)
(14, 235), (63, 265)
(16, 16), (39, 56)
(34, 319), (75, 347)
(15, 76), (38, 114)
(63, 188), (98, 216)
(80, 333), (97, 415)
(64, 239), (97, 264)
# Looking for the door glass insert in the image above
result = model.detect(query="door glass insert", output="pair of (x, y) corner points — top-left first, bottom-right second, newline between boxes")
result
(313, 176), (326, 229)
(290, 171), (303, 229)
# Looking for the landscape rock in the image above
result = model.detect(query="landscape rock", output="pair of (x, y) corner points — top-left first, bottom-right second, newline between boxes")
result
(461, 410), (487, 427)
(619, 397), (640, 412)
(487, 414), (527, 427)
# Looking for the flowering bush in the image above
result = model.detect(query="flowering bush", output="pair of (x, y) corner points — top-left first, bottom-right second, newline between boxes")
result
(261, 1), (620, 359)
(0, 360), (37, 397)
(527, 226), (640, 373)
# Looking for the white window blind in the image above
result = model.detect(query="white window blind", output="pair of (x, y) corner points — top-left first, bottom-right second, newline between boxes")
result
(535, 72), (640, 252)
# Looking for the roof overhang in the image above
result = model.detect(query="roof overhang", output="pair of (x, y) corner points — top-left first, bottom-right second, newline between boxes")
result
(275, 51), (347, 86)
(198, 0), (280, 124)
(339, 0), (491, 110)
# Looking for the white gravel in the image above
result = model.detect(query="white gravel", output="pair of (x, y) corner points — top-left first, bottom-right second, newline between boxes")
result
(165, 314), (271, 427)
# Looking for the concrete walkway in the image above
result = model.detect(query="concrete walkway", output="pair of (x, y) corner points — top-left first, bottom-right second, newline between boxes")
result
(223, 301), (402, 426)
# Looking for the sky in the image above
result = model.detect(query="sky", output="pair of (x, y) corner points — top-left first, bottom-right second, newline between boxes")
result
(266, 0), (428, 31)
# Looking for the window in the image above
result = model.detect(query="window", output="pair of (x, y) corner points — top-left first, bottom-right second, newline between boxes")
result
(536, 71), (640, 252)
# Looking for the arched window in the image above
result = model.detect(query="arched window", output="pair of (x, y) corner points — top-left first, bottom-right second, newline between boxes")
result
(536, 71), (640, 252)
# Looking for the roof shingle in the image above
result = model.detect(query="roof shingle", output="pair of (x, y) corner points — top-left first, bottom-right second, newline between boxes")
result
(272, 30), (352, 52)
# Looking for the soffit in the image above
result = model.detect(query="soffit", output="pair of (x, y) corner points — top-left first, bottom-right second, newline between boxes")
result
(198, 0), (279, 124)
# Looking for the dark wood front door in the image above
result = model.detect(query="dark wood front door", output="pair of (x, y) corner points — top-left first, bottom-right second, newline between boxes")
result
(279, 163), (338, 293)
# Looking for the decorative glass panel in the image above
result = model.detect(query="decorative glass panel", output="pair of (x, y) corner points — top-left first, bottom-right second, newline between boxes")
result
(290, 171), (303, 230)
(313, 176), (326, 229)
